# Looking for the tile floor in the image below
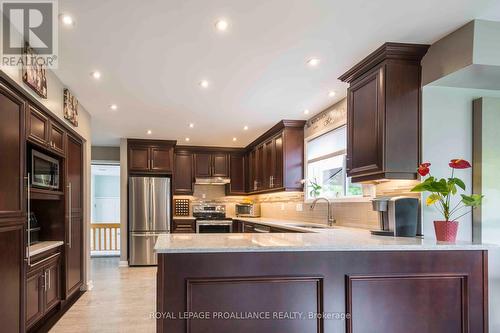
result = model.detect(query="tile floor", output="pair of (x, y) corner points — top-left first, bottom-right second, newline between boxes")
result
(50, 258), (156, 332)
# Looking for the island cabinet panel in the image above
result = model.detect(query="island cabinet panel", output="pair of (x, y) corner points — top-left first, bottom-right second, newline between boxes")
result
(187, 277), (322, 333)
(157, 250), (487, 333)
(339, 42), (429, 182)
(173, 151), (194, 195)
(347, 274), (466, 333)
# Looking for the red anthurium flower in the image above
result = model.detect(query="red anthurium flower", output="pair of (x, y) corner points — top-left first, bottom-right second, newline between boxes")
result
(449, 159), (471, 169)
(418, 163), (431, 176)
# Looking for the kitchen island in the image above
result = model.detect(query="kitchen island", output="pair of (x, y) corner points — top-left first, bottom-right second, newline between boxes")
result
(155, 229), (490, 333)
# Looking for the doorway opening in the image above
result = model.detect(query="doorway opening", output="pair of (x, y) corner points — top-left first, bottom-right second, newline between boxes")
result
(91, 163), (120, 257)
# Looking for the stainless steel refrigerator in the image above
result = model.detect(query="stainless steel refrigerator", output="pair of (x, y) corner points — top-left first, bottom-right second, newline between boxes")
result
(129, 176), (170, 266)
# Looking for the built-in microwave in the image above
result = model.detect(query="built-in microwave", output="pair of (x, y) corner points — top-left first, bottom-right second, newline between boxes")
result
(31, 150), (60, 190)
(235, 203), (261, 217)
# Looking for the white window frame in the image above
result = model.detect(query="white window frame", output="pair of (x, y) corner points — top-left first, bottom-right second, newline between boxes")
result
(304, 125), (364, 203)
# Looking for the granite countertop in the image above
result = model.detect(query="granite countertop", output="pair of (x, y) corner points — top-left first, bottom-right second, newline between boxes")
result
(173, 216), (196, 220)
(29, 240), (64, 257)
(155, 226), (492, 254)
(229, 217), (336, 233)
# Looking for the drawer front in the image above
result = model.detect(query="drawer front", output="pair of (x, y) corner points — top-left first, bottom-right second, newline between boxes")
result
(173, 219), (195, 233)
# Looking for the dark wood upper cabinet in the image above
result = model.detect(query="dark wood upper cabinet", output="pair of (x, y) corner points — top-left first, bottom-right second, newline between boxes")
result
(0, 82), (25, 217)
(27, 105), (67, 156)
(65, 135), (83, 299)
(339, 42), (429, 182)
(49, 121), (65, 155)
(27, 105), (49, 147)
(212, 153), (229, 177)
(173, 150), (193, 195)
(194, 152), (229, 178)
(151, 147), (174, 172)
(129, 146), (150, 172)
(226, 153), (245, 195)
(194, 153), (212, 177)
(128, 139), (176, 174)
(245, 120), (305, 194)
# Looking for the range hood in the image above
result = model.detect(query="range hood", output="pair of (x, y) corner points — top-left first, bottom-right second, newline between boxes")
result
(195, 177), (231, 185)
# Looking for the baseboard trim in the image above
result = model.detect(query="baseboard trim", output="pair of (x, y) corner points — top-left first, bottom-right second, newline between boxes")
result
(119, 260), (129, 267)
(82, 280), (94, 291)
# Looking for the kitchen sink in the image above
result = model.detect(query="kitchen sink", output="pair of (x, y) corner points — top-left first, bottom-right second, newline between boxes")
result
(282, 223), (331, 229)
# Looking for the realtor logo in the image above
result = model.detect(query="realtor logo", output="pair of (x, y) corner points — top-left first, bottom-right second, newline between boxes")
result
(1, 0), (58, 67)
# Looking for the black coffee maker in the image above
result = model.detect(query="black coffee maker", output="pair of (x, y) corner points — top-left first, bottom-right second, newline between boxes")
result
(370, 196), (419, 237)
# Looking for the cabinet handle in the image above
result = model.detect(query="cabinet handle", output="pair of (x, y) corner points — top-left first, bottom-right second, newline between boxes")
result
(26, 174), (31, 266)
(29, 252), (60, 268)
(47, 269), (51, 290)
(67, 183), (72, 248)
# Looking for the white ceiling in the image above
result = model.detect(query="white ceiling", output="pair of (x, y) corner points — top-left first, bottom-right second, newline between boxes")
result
(55, 0), (500, 147)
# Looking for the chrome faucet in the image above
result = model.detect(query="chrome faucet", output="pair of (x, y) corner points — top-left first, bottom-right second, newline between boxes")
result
(310, 197), (336, 226)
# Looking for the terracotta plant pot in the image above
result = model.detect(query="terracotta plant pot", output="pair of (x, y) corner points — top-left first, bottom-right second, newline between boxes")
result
(433, 220), (459, 242)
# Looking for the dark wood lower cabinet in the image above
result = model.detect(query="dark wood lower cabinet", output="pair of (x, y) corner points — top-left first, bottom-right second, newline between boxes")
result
(157, 250), (487, 333)
(172, 219), (196, 233)
(26, 250), (61, 331)
(0, 221), (25, 333)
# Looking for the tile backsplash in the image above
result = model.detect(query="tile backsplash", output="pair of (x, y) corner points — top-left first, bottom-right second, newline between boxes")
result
(173, 180), (420, 230)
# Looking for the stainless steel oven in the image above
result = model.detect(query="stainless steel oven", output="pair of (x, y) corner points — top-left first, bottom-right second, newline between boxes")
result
(196, 220), (233, 233)
(31, 150), (60, 190)
(193, 203), (233, 233)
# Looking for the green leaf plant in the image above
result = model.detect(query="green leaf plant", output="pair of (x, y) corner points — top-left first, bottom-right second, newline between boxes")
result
(411, 159), (483, 221)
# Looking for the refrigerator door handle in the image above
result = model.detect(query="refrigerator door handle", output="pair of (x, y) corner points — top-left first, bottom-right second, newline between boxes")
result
(149, 178), (153, 231)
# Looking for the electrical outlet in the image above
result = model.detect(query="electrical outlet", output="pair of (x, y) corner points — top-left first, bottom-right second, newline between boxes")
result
(280, 203), (285, 211)
(296, 203), (303, 212)
(202, 193), (206, 199)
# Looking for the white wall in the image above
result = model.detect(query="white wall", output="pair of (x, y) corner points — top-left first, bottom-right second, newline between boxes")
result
(119, 139), (128, 265)
(0, 65), (94, 290)
(422, 86), (500, 241)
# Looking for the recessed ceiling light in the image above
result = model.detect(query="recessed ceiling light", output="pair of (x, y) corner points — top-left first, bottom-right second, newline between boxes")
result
(306, 58), (320, 67)
(110, 104), (118, 111)
(328, 91), (336, 97)
(91, 71), (101, 79)
(243, 125), (248, 131)
(215, 19), (229, 31)
(61, 14), (74, 26)
(147, 130), (152, 135)
(185, 137), (190, 142)
(189, 123), (194, 128)
(199, 80), (209, 88)
(232, 137), (237, 142)
(304, 109), (310, 115)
